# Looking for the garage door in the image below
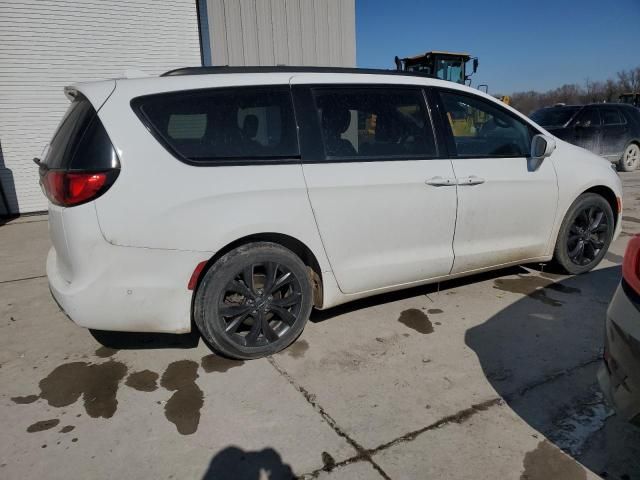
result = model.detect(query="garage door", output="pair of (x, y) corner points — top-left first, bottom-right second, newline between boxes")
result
(0, 0), (202, 214)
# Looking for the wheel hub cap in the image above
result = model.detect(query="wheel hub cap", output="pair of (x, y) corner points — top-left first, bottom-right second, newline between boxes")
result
(217, 262), (303, 348)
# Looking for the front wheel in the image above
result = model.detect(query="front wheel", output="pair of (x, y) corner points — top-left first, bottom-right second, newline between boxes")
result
(553, 193), (614, 275)
(619, 143), (640, 172)
(194, 242), (313, 360)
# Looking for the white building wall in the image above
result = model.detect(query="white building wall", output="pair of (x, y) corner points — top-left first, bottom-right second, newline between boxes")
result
(204, 0), (356, 67)
(0, 0), (202, 214)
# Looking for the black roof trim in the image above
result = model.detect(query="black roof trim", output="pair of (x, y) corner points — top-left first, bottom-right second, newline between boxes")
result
(161, 65), (436, 79)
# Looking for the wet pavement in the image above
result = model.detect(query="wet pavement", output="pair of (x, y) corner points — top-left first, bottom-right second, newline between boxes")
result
(1, 172), (640, 479)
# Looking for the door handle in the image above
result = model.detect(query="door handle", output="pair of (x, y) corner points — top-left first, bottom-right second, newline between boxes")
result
(457, 175), (485, 186)
(425, 176), (456, 186)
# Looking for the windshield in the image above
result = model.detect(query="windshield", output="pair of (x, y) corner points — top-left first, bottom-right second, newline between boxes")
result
(530, 107), (580, 127)
(435, 58), (464, 84)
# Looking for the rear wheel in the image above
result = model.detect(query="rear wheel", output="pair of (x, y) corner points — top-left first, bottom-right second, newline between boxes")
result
(619, 143), (640, 172)
(553, 193), (614, 275)
(194, 242), (313, 360)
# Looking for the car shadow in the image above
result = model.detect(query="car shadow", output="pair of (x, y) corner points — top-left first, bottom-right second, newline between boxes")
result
(465, 265), (640, 479)
(201, 446), (294, 480)
(89, 329), (200, 350)
(310, 265), (528, 323)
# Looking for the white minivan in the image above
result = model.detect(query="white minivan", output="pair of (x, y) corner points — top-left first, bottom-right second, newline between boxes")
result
(39, 66), (622, 359)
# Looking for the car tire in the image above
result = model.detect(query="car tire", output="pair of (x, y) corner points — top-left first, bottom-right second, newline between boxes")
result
(619, 143), (640, 172)
(193, 242), (313, 360)
(553, 193), (615, 275)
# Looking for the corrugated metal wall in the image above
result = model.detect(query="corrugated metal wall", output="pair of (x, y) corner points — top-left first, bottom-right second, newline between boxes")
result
(0, 0), (202, 214)
(203, 0), (356, 67)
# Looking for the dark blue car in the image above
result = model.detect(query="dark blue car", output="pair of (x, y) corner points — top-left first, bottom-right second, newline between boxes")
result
(530, 104), (640, 171)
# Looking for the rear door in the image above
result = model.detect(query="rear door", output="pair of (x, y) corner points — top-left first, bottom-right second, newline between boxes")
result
(434, 88), (558, 273)
(570, 106), (601, 154)
(599, 107), (629, 159)
(291, 80), (458, 294)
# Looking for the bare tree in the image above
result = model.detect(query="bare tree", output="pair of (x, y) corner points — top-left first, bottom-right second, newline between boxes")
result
(617, 67), (640, 93)
(509, 65), (639, 114)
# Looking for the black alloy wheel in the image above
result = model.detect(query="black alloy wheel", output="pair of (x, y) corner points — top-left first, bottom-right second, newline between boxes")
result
(566, 205), (609, 266)
(194, 242), (313, 359)
(218, 261), (303, 348)
(553, 193), (614, 275)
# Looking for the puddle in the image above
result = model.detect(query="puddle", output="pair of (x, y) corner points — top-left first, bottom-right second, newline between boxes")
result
(427, 308), (443, 314)
(27, 419), (59, 433)
(11, 395), (38, 404)
(160, 360), (203, 435)
(520, 440), (586, 480)
(38, 360), (128, 418)
(547, 391), (613, 457)
(398, 309), (434, 334)
(125, 370), (159, 392)
(493, 275), (580, 307)
(59, 425), (75, 433)
(283, 339), (309, 358)
(201, 355), (244, 373)
(321, 451), (336, 471)
(95, 347), (118, 358)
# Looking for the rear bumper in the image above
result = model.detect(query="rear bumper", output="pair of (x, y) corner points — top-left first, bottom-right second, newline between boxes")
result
(47, 243), (211, 334)
(598, 282), (640, 426)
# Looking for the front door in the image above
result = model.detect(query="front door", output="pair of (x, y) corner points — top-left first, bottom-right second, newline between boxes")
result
(291, 81), (458, 294)
(435, 89), (558, 274)
(570, 106), (601, 154)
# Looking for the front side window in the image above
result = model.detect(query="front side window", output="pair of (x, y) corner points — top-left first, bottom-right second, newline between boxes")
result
(132, 87), (299, 164)
(439, 91), (532, 157)
(435, 59), (464, 84)
(572, 107), (600, 127)
(601, 108), (625, 126)
(312, 87), (437, 160)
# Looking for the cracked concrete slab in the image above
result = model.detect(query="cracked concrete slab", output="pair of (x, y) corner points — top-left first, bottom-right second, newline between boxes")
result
(372, 402), (600, 480)
(1, 282), (356, 478)
(0, 218), (49, 283)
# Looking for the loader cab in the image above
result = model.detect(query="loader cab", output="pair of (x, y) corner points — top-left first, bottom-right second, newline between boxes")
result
(394, 51), (477, 85)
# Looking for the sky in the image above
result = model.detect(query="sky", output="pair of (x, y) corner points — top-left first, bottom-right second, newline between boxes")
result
(355, 0), (640, 95)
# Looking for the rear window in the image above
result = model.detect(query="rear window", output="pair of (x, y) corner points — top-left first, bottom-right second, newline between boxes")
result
(44, 94), (119, 171)
(530, 107), (580, 127)
(132, 86), (299, 165)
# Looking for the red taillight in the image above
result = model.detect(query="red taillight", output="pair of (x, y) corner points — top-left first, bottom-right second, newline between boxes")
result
(622, 235), (640, 294)
(41, 171), (108, 207)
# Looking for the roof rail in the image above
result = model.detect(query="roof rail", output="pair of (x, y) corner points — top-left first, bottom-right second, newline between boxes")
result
(161, 65), (435, 79)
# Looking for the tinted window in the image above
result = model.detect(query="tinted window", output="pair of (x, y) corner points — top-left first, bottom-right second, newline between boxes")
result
(44, 94), (118, 171)
(311, 88), (436, 159)
(440, 91), (532, 157)
(530, 107), (579, 127)
(601, 108), (625, 125)
(134, 87), (299, 163)
(572, 108), (600, 127)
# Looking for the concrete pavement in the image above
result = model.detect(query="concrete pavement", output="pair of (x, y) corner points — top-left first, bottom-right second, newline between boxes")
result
(2, 173), (640, 479)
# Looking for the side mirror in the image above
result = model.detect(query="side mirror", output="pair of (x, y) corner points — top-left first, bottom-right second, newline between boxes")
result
(473, 58), (478, 73)
(531, 134), (556, 159)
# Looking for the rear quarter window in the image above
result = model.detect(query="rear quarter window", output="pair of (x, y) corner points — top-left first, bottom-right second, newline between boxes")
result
(44, 94), (119, 171)
(132, 86), (300, 165)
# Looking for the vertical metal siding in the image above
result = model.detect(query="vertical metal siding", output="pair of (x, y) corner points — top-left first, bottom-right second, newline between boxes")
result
(205, 0), (356, 68)
(0, 0), (202, 214)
